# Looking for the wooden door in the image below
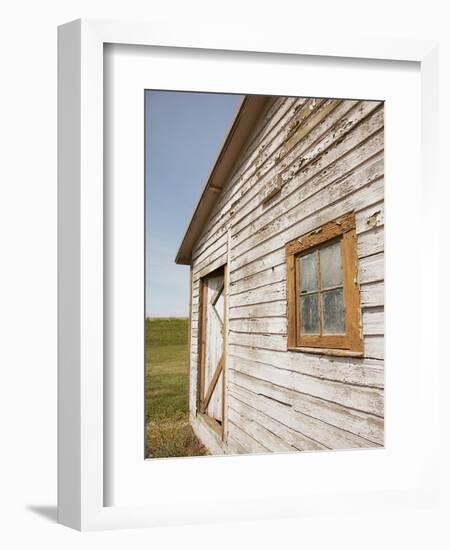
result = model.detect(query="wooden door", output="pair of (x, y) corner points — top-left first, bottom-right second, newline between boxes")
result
(199, 268), (225, 428)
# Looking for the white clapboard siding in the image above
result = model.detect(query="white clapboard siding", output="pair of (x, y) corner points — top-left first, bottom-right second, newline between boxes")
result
(188, 98), (384, 453)
(228, 407), (296, 453)
(229, 263), (286, 295)
(231, 151), (384, 256)
(229, 194), (383, 286)
(359, 253), (384, 284)
(228, 330), (287, 352)
(229, 283), (286, 308)
(224, 434), (248, 455)
(360, 281), (384, 307)
(195, 252), (228, 281)
(228, 223), (383, 299)
(228, 355), (383, 416)
(195, 102), (382, 265)
(229, 309), (382, 338)
(193, 233), (228, 269)
(229, 383), (379, 450)
(364, 336), (385, 360)
(195, 99), (368, 258)
(228, 344), (384, 387)
(228, 245), (383, 309)
(197, 98), (331, 243)
(227, 421), (269, 454)
(362, 307), (384, 336)
(228, 395), (326, 451)
(231, 105), (383, 239)
(229, 372), (384, 445)
(229, 316), (286, 335)
(357, 226), (384, 258)
(231, 176), (384, 273)
(356, 201), (384, 231)
(193, 98), (307, 257)
(194, 241), (228, 276)
(229, 330), (384, 360)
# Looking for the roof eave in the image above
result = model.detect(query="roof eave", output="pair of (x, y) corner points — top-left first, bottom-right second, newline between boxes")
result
(174, 94), (272, 265)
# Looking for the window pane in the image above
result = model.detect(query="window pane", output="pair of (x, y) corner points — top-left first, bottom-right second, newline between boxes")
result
(299, 251), (318, 293)
(321, 289), (345, 334)
(320, 241), (342, 289)
(300, 293), (320, 334)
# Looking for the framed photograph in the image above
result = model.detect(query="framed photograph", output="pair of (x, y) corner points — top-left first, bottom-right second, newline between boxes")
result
(58, 19), (440, 530)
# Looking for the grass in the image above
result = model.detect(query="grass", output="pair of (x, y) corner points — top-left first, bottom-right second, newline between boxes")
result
(145, 317), (208, 459)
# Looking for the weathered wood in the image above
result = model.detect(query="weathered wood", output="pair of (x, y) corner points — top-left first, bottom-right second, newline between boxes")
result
(201, 354), (224, 413)
(195, 253), (228, 281)
(230, 176), (384, 273)
(193, 102), (382, 272)
(364, 335), (384, 359)
(362, 307), (384, 336)
(230, 192), (383, 292)
(228, 395), (326, 451)
(194, 241), (228, 276)
(227, 241), (384, 308)
(193, 233), (228, 271)
(191, 414), (227, 455)
(229, 316), (286, 335)
(229, 373), (384, 445)
(341, 226), (364, 352)
(359, 252), (384, 284)
(199, 271), (225, 422)
(228, 330), (287, 352)
(194, 98), (366, 260)
(228, 355), (383, 416)
(229, 263), (286, 295)
(225, 434), (248, 455)
(187, 266), (193, 413)
(228, 406), (296, 453)
(357, 226), (384, 258)
(229, 383), (379, 450)
(192, 97), (306, 258)
(360, 281), (384, 307)
(187, 98), (384, 454)
(229, 282), (286, 308)
(356, 201), (384, 229)
(235, 154), (384, 258)
(227, 421), (269, 454)
(228, 344), (384, 387)
(229, 300), (287, 319)
(231, 105), (383, 241)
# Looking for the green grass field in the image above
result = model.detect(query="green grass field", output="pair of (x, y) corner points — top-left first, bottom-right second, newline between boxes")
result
(145, 317), (207, 458)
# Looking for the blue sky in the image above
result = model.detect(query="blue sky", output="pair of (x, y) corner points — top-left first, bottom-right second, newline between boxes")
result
(145, 91), (242, 317)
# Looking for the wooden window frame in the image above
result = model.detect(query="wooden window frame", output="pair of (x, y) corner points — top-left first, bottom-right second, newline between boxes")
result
(286, 212), (363, 355)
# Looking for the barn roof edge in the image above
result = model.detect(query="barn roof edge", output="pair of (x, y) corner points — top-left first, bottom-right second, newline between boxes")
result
(174, 94), (273, 265)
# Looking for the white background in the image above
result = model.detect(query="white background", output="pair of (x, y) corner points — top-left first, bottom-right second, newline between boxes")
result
(106, 44), (426, 510)
(0, 1), (449, 548)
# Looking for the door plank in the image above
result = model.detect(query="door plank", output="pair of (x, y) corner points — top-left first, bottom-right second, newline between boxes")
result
(202, 354), (224, 412)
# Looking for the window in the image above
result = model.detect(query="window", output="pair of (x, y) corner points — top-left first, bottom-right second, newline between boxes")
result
(285, 212), (363, 354)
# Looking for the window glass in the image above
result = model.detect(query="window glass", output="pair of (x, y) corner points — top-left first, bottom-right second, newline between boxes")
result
(300, 293), (320, 334)
(298, 239), (345, 336)
(320, 241), (342, 289)
(299, 251), (318, 293)
(321, 288), (345, 334)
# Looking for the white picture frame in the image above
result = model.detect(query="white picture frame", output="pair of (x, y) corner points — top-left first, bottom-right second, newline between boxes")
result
(58, 18), (440, 531)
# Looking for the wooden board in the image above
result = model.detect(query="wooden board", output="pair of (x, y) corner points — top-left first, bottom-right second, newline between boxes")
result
(201, 272), (225, 422)
(189, 98), (384, 454)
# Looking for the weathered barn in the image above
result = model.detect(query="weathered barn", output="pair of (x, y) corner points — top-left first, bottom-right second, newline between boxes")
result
(175, 95), (384, 455)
